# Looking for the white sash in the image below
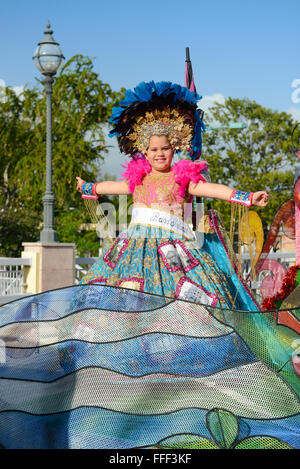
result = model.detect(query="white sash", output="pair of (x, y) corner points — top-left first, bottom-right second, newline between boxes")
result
(130, 207), (195, 240)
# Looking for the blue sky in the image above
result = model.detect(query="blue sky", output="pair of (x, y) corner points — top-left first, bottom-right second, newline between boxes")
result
(1, 0), (300, 175)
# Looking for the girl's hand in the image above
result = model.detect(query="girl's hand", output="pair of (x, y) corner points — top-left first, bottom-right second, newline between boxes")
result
(76, 176), (85, 193)
(252, 191), (269, 207)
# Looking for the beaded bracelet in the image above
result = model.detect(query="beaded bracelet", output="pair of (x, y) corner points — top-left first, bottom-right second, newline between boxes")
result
(80, 182), (98, 199)
(81, 182), (98, 195)
(230, 190), (253, 207)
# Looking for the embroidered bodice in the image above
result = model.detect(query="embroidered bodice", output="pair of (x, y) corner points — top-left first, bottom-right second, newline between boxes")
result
(133, 172), (188, 216)
(121, 157), (208, 219)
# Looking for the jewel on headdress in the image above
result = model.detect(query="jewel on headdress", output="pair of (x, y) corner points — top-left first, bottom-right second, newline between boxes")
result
(128, 107), (194, 154)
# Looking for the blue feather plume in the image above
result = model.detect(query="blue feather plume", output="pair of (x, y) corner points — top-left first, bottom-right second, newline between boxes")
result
(109, 81), (205, 160)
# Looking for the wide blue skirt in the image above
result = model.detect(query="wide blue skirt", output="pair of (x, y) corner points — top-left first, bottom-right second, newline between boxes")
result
(0, 212), (299, 449)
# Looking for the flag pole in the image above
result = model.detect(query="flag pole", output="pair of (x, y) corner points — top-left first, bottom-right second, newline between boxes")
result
(185, 47), (203, 229)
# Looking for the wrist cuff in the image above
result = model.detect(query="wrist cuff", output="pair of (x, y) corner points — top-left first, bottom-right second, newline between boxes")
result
(230, 190), (253, 207)
(92, 183), (98, 196)
(81, 182), (98, 196)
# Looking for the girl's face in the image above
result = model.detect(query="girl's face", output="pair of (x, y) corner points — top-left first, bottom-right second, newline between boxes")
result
(145, 135), (174, 173)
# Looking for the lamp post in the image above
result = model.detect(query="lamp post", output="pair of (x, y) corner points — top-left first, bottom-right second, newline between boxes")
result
(33, 22), (64, 242)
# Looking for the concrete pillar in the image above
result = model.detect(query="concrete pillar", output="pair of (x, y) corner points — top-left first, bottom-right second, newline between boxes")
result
(21, 251), (40, 294)
(22, 242), (75, 293)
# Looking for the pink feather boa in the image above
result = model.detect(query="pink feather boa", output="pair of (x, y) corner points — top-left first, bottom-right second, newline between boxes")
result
(172, 159), (208, 198)
(121, 157), (208, 195)
(120, 157), (152, 193)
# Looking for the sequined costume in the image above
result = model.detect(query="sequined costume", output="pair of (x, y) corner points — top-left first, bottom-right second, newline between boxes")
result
(81, 160), (258, 312)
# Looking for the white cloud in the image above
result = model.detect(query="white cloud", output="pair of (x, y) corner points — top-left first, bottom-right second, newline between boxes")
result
(0, 79), (6, 102)
(198, 93), (226, 111)
(286, 107), (300, 122)
(0, 79), (25, 102)
(12, 85), (25, 96)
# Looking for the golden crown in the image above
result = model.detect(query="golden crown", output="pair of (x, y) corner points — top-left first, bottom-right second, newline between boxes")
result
(128, 108), (194, 154)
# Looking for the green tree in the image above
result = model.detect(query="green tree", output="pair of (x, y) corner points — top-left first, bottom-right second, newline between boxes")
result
(0, 55), (125, 256)
(0, 87), (40, 255)
(202, 98), (297, 229)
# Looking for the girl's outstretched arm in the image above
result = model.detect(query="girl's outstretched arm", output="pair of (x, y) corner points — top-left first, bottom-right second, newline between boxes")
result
(188, 181), (269, 207)
(76, 177), (130, 195)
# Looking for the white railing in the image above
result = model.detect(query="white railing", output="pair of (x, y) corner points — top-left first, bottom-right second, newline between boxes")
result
(75, 257), (97, 284)
(0, 257), (32, 296)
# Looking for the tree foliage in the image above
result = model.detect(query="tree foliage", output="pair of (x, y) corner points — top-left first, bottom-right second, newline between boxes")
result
(0, 55), (125, 256)
(202, 98), (297, 229)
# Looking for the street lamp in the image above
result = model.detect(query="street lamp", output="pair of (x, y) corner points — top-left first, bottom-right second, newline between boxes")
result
(33, 22), (64, 242)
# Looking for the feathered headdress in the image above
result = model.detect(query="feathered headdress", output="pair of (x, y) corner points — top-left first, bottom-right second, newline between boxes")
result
(109, 81), (205, 161)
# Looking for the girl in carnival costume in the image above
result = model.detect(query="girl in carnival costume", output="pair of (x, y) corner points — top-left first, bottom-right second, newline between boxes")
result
(72, 86), (300, 449)
(76, 81), (268, 310)
(0, 81), (299, 451)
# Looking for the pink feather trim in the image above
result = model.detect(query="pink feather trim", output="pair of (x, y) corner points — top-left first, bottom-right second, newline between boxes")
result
(120, 156), (152, 193)
(172, 159), (208, 198)
(120, 157), (208, 195)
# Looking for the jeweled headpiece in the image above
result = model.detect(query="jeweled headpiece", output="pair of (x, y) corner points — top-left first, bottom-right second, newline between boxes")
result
(109, 81), (205, 161)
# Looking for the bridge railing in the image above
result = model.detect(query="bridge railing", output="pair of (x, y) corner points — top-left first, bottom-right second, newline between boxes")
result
(75, 257), (98, 284)
(0, 257), (32, 295)
(0, 257), (33, 304)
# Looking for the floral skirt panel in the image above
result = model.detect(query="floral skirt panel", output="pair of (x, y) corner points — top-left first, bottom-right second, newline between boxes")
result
(81, 218), (258, 312)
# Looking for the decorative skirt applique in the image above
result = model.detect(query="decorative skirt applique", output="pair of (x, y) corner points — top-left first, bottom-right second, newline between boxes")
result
(81, 220), (255, 311)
